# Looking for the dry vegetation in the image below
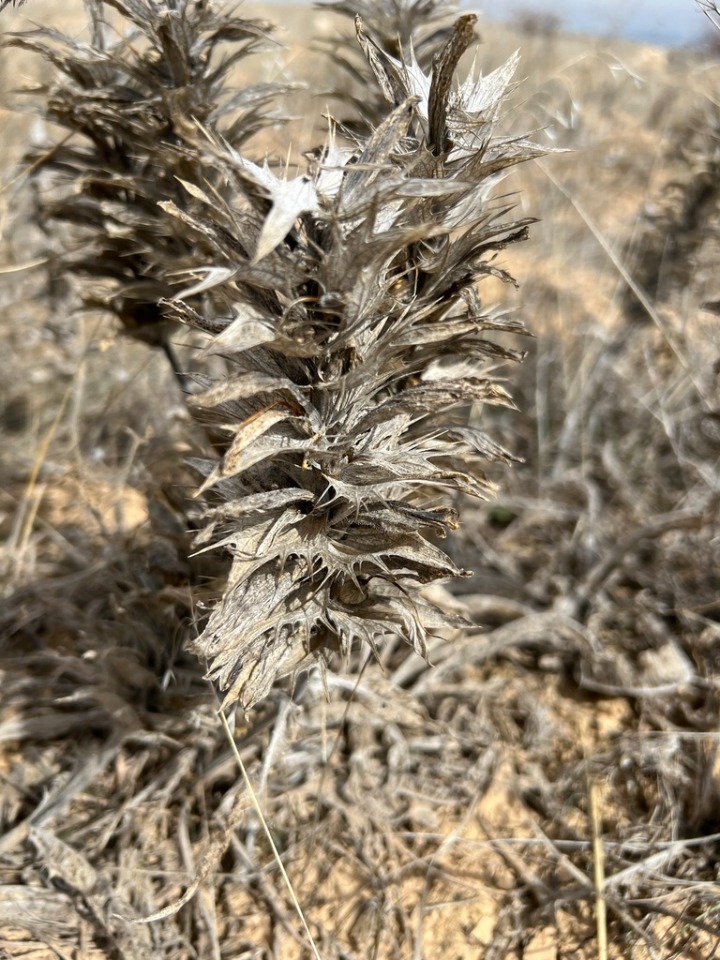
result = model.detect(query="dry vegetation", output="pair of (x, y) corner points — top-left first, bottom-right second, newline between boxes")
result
(1, 2), (720, 959)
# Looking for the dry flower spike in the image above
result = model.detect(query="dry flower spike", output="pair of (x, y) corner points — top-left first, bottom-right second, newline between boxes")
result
(4, 0), (290, 371)
(163, 14), (544, 710)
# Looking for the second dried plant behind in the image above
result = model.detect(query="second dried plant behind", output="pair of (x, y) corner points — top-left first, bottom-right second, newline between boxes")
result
(315, 0), (459, 130)
(163, 14), (545, 709)
(5, 0), (288, 361)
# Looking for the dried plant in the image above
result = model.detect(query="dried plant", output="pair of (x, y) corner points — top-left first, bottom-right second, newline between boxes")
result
(620, 1), (720, 321)
(4, 0), (288, 362)
(319, 0), (457, 61)
(161, 14), (545, 709)
(699, 0), (720, 32)
(623, 108), (720, 319)
(314, 0), (459, 131)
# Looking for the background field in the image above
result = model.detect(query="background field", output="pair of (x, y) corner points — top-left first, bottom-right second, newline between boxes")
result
(1, 3), (719, 958)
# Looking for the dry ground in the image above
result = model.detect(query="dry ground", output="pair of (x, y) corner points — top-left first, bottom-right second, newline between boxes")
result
(1, 3), (720, 959)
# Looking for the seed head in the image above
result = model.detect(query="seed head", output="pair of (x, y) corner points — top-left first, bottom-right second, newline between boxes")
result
(163, 15), (544, 709)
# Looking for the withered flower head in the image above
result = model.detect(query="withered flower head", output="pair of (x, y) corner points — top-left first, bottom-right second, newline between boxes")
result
(4, 0), (289, 349)
(162, 15), (544, 710)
